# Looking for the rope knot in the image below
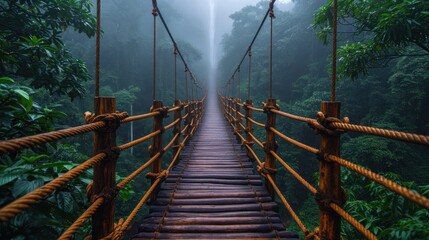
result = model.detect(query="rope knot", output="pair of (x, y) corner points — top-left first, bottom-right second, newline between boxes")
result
(153, 106), (169, 118)
(152, 0), (158, 16)
(316, 112), (349, 135)
(85, 112), (128, 132)
(146, 170), (169, 180)
(257, 163), (277, 177)
(262, 102), (279, 113)
(269, 0), (276, 18)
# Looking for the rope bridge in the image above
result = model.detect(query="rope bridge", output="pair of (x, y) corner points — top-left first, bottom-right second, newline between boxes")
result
(1, 0), (429, 239)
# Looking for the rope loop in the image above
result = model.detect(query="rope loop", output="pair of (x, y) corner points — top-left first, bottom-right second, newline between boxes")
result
(315, 188), (347, 212)
(152, 0), (158, 16)
(314, 192), (331, 212)
(269, 0), (276, 18)
(315, 112), (349, 136)
(305, 227), (320, 240)
(85, 112), (128, 132)
(160, 127), (166, 134)
(262, 102), (279, 113)
(88, 186), (119, 204)
(263, 140), (278, 153)
(154, 106), (170, 118)
(257, 163), (277, 176)
(146, 170), (169, 180)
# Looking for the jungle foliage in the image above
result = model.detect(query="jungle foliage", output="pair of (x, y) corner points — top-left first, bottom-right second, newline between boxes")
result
(218, 0), (429, 239)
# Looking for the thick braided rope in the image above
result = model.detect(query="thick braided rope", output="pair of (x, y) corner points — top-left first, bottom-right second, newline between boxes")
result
(0, 153), (106, 222)
(112, 178), (162, 240)
(270, 150), (317, 194)
(116, 152), (161, 189)
(266, 174), (309, 236)
(270, 127), (319, 154)
(0, 122), (105, 154)
(247, 116), (265, 128)
(117, 130), (161, 151)
(163, 133), (180, 152)
(330, 122), (429, 146)
(330, 203), (377, 240)
(327, 154), (429, 210)
(271, 109), (313, 124)
(121, 111), (159, 123)
(58, 197), (105, 239)
(248, 132), (264, 148)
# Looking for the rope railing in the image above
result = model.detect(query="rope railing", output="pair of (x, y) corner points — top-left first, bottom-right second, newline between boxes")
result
(220, 96), (429, 240)
(0, 97), (206, 239)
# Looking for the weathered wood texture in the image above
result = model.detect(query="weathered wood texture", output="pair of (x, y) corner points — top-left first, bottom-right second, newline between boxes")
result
(133, 98), (298, 239)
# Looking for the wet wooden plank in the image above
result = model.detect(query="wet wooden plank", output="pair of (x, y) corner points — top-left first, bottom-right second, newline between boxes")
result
(132, 98), (298, 239)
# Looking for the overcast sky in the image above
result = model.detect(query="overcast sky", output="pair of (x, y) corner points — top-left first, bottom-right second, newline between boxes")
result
(161, 0), (292, 68)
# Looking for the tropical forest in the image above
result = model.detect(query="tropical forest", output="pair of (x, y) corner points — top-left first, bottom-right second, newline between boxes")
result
(0, 0), (428, 239)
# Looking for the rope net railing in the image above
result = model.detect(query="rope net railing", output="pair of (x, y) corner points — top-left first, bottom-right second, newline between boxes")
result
(219, 95), (429, 240)
(0, 97), (206, 239)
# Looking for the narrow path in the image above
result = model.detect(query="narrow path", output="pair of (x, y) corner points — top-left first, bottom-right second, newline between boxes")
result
(133, 96), (298, 239)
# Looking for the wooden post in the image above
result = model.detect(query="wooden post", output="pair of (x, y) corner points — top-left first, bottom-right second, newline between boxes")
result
(264, 98), (277, 197)
(92, 97), (117, 239)
(184, 101), (191, 139)
(244, 99), (254, 159)
(319, 101), (341, 240)
(173, 99), (182, 158)
(235, 98), (242, 142)
(149, 100), (163, 202)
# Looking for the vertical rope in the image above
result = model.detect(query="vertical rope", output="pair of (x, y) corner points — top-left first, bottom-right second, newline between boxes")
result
(232, 75), (235, 98)
(238, 66), (241, 100)
(185, 67), (188, 101)
(152, 0), (158, 101)
(331, 0), (338, 102)
(95, 0), (100, 97)
(191, 78), (194, 100)
(247, 47), (252, 100)
(269, 0), (275, 99)
(174, 45), (177, 100)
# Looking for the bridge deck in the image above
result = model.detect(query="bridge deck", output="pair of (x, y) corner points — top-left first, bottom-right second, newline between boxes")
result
(133, 98), (298, 239)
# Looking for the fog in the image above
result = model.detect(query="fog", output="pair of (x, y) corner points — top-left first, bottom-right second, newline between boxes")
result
(161, 0), (293, 88)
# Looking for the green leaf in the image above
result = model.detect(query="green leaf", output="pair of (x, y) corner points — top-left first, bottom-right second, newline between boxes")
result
(0, 173), (20, 186)
(36, 161), (74, 170)
(0, 77), (14, 85)
(12, 179), (44, 198)
(56, 191), (74, 213)
(13, 89), (33, 112)
(22, 154), (50, 163)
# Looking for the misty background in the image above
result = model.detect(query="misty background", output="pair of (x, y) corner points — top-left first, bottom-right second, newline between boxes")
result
(2, 0), (428, 238)
(63, 0), (428, 237)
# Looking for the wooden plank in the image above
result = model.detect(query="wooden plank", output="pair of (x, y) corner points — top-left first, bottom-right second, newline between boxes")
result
(140, 216), (283, 225)
(154, 196), (273, 206)
(149, 202), (278, 213)
(131, 98), (298, 239)
(133, 231), (298, 239)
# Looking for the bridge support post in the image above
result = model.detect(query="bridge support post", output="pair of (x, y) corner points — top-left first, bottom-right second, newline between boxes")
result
(149, 100), (164, 202)
(318, 101), (342, 240)
(190, 100), (195, 135)
(244, 99), (254, 159)
(264, 98), (278, 197)
(173, 99), (182, 158)
(92, 97), (118, 239)
(230, 98), (236, 130)
(184, 101), (191, 141)
(235, 98), (242, 142)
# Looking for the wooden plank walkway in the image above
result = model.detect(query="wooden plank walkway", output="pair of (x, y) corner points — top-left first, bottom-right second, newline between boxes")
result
(133, 97), (298, 239)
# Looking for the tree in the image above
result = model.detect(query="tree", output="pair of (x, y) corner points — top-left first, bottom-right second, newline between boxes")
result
(0, 0), (96, 99)
(313, 0), (429, 80)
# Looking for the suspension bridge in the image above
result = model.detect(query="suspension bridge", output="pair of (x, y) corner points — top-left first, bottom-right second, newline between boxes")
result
(1, 0), (429, 239)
